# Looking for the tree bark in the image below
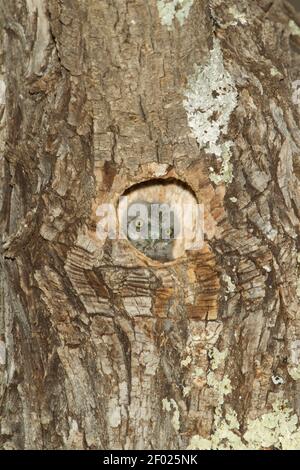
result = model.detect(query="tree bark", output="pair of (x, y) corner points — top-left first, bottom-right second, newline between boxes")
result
(1, 0), (300, 450)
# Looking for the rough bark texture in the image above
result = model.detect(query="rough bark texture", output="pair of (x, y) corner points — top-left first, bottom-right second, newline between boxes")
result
(1, 0), (300, 450)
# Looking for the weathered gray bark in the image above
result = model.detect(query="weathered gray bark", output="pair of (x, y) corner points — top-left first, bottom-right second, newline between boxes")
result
(1, 0), (300, 450)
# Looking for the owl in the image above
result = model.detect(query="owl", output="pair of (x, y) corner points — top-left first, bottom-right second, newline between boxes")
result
(125, 201), (178, 262)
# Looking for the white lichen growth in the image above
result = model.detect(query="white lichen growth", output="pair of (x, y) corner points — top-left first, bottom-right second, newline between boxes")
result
(188, 406), (245, 450)
(297, 279), (300, 299)
(193, 367), (205, 378)
(183, 386), (191, 397)
(188, 400), (300, 450)
(188, 347), (300, 450)
(288, 339), (300, 380)
(244, 400), (300, 450)
(108, 399), (122, 428)
(228, 6), (248, 26)
(183, 38), (238, 157)
(288, 364), (300, 381)
(223, 273), (236, 293)
(157, 0), (194, 29)
(207, 373), (232, 405)
(208, 347), (228, 371)
(188, 435), (212, 450)
(0, 79), (6, 105)
(209, 142), (234, 184)
(188, 349), (240, 450)
(162, 398), (180, 432)
(0, 340), (6, 365)
(289, 20), (300, 37)
(207, 348), (231, 406)
(183, 39), (237, 185)
(181, 355), (192, 367)
(270, 67), (281, 78)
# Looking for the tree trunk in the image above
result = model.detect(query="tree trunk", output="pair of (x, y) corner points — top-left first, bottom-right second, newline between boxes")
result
(1, 0), (300, 450)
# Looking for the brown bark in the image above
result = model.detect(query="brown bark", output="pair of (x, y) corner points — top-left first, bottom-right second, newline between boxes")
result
(1, 0), (300, 450)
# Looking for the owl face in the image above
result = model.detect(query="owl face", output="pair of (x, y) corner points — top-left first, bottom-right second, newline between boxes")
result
(125, 201), (178, 262)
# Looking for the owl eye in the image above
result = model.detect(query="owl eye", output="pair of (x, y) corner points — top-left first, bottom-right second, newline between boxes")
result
(165, 228), (174, 237)
(135, 219), (144, 231)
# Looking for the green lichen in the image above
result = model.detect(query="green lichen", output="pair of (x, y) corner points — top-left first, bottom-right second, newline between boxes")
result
(288, 364), (300, 381)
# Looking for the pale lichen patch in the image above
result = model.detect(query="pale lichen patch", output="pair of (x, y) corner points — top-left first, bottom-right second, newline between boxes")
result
(270, 67), (281, 78)
(288, 365), (300, 381)
(244, 400), (300, 450)
(162, 398), (180, 431)
(187, 405), (244, 450)
(187, 406), (245, 450)
(296, 278), (300, 298)
(187, 435), (212, 450)
(183, 39), (237, 185)
(0, 79), (6, 105)
(183, 38), (238, 158)
(288, 339), (300, 380)
(0, 341), (6, 365)
(222, 273), (236, 293)
(108, 400), (122, 428)
(157, 0), (194, 29)
(207, 372), (232, 405)
(228, 6), (248, 26)
(208, 347), (228, 370)
(206, 348), (231, 405)
(183, 386), (191, 397)
(181, 355), (192, 367)
(289, 20), (300, 37)
(188, 400), (300, 450)
(209, 142), (234, 185)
